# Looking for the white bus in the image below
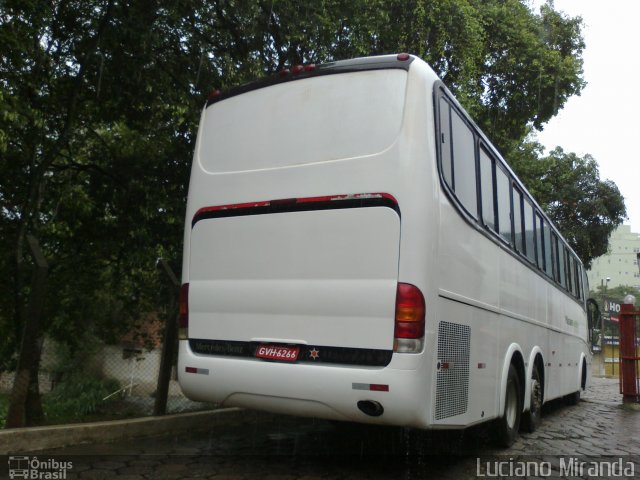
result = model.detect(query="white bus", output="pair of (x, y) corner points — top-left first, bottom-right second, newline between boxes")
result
(178, 54), (592, 446)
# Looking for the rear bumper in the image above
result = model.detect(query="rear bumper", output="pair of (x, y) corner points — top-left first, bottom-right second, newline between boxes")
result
(178, 341), (429, 428)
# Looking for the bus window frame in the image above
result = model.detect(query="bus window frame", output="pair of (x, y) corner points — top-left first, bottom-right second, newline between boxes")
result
(433, 83), (585, 309)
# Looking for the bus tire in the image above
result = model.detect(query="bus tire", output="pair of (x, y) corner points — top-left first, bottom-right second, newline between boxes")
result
(521, 364), (542, 433)
(496, 364), (522, 447)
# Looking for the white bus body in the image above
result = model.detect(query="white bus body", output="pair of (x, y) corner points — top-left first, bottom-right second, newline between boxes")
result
(179, 55), (590, 440)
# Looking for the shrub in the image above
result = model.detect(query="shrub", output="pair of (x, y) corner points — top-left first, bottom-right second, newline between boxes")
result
(44, 371), (120, 423)
(43, 338), (121, 423)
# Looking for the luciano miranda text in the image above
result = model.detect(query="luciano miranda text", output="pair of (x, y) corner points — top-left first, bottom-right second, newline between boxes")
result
(476, 457), (635, 478)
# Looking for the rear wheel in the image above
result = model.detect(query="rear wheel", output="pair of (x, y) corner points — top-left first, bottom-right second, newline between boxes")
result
(521, 364), (542, 433)
(496, 364), (522, 447)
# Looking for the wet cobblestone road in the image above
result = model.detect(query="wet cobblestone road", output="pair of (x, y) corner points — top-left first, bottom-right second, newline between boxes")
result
(9, 377), (640, 479)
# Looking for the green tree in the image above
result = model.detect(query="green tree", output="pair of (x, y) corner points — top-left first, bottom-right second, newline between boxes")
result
(474, 1), (585, 154)
(0, 0), (206, 425)
(509, 144), (627, 268)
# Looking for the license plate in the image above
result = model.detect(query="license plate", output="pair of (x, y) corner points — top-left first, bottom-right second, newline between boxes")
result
(255, 344), (300, 362)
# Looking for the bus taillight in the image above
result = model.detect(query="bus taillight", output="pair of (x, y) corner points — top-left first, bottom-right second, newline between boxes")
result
(394, 283), (425, 353)
(179, 283), (189, 340)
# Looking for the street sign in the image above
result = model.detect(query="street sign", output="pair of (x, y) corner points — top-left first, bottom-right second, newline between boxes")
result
(604, 299), (622, 322)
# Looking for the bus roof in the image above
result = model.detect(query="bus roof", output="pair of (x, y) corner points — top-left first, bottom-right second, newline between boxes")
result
(206, 54), (416, 108)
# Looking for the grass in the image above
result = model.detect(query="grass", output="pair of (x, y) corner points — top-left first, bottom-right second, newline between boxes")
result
(0, 373), (146, 427)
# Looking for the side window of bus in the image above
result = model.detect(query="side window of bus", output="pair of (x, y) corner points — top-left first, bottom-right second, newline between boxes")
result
(566, 253), (573, 294)
(575, 261), (583, 299)
(551, 232), (559, 282)
(496, 166), (511, 244)
(479, 148), (496, 231)
(512, 186), (524, 253)
(570, 255), (580, 298)
(450, 108), (478, 218)
(575, 260), (580, 297)
(558, 243), (567, 289)
(543, 220), (553, 278)
(439, 98), (453, 188)
(535, 213), (544, 270)
(524, 200), (536, 264)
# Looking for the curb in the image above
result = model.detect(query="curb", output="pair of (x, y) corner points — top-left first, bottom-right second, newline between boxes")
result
(0, 408), (251, 454)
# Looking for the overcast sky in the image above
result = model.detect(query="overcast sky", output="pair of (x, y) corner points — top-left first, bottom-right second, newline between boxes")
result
(531, 0), (639, 233)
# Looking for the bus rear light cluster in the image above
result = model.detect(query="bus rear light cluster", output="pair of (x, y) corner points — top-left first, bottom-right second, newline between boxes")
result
(279, 64), (317, 76)
(179, 283), (189, 340)
(192, 193), (398, 227)
(394, 282), (425, 353)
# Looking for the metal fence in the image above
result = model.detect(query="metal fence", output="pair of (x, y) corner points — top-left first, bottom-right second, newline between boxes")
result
(1, 258), (214, 428)
(0, 332), (214, 427)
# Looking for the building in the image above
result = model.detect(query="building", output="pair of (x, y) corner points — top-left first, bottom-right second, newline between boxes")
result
(587, 225), (640, 291)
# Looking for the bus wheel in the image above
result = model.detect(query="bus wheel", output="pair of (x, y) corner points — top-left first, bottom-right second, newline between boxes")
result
(496, 364), (522, 447)
(521, 365), (542, 433)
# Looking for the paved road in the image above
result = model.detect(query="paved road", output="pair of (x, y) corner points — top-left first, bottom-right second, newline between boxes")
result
(10, 377), (640, 479)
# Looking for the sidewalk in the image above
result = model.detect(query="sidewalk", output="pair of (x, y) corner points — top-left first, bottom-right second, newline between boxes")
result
(583, 375), (624, 404)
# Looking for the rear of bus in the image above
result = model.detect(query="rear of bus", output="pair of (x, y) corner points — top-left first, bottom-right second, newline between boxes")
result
(178, 54), (440, 427)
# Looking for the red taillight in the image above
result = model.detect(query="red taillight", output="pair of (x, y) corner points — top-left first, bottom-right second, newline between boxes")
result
(179, 283), (189, 339)
(394, 283), (425, 339)
(397, 53), (410, 61)
(292, 64), (304, 74)
(208, 89), (220, 100)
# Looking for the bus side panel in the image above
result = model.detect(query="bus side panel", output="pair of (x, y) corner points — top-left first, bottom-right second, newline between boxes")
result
(432, 195), (502, 427)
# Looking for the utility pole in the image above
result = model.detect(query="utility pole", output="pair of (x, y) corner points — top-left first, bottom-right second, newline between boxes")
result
(600, 277), (610, 377)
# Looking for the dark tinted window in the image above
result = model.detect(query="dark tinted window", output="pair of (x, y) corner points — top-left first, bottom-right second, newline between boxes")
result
(551, 232), (559, 282)
(439, 98), (453, 188)
(451, 109), (477, 218)
(512, 186), (523, 253)
(543, 222), (553, 278)
(558, 243), (567, 288)
(566, 253), (574, 293)
(524, 200), (535, 263)
(573, 257), (581, 297)
(496, 166), (511, 243)
(535, 213), (544, 270)
(575, 264), (583, 299)
(479, 148), (496, 230)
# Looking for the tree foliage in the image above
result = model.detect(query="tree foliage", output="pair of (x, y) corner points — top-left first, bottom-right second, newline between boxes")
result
(509, 143), (627, 269)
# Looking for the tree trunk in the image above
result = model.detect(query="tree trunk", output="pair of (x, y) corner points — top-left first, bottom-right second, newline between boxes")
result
(5, 235), (48, 429)
(25, 335), (45, 426)
(153, 259), (180, 416)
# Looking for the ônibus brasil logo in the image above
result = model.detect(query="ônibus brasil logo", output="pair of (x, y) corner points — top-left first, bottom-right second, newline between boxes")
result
(8, 456), (72, 479)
